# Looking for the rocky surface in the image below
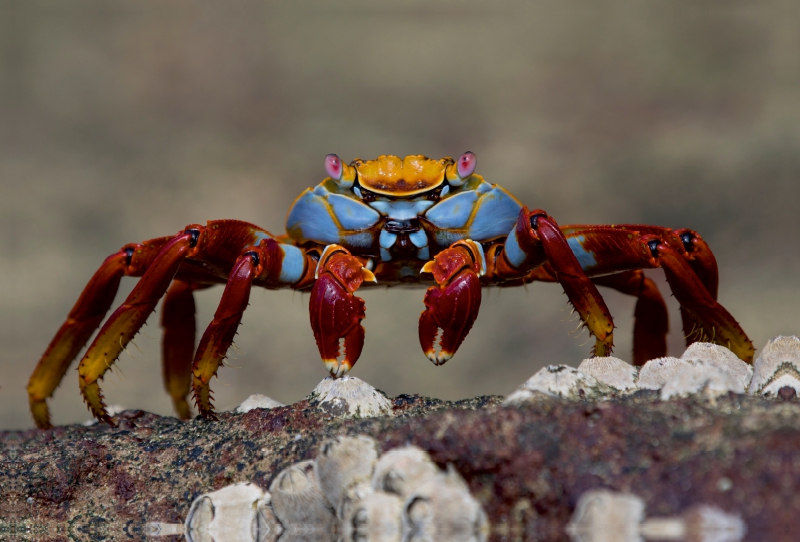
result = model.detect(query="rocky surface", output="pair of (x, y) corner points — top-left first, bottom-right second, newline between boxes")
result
(2, 387), (799, 541)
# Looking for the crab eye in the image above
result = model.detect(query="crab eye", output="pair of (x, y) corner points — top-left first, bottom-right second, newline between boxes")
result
(325, 154), (342, 180)
(457, 151), (477, 179)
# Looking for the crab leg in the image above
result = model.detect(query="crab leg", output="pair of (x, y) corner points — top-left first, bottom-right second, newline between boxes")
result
(418, 240), (485, 365)
(161, 280), (203, 420)
(501, 208), (616, 356)
(547, 226), (753, 362)
(78, 229), (202, 424)
(593, 271), (669, 365)
(647, 237), (754, 362)
(27, 237), (171, 429)
(309, 245), (376, 377)
(191, 251), (259, 418)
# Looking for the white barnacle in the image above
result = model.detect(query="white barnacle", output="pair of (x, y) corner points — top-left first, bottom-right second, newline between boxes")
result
(401, 465), (488, 542)
(184, 482), (280, 542)
(314, 435), (380, 511)
(577, 357), (639, 392)
(268, 460), (336, 535)
(371, 445), (439, 500)
(680, 342), (753, 391)
(749, 335), (800, 396)
(342, 491), (404, 542)
(503, 365), (613, 405)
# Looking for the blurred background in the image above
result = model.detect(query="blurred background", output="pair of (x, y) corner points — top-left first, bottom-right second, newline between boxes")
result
(2, 0), (799, 430)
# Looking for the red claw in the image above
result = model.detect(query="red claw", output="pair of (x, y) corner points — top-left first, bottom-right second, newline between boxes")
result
(419, 242), (484, 365)
(309, 247), (371, 377)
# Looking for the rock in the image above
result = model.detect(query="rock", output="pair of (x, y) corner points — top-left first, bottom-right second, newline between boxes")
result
(749, 336), (800, 397)
(235, 395), (284, 414)
(577, 357), (638, 392)
(268, 460), (336, 538)
(184, 482), (280, 542)
(565, 489), (645, 542)
(371, 445), (440, 499)
(401, 465), (488, 542)
(660, 361), (744, 400)
(341, 491), (403, 542)
(314, 435), (379, 510)
(681, 342), (753, 391)
(636, 357), (692, 390)
(504, 365), (613, 405)
(308, 376), (392, 417)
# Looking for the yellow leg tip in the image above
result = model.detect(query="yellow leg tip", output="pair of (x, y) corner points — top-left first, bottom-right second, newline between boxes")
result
(30, 399), (52, 430)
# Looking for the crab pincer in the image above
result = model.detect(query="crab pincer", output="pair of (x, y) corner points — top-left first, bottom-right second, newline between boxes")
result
(310, 245), (376, 378)
(419, 240), (485, 365)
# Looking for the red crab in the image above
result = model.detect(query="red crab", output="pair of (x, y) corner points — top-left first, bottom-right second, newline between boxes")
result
(28, 153), (753, 428)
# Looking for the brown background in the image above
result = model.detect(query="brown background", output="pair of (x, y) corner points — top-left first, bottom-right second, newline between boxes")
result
(2, 0), (798, 430)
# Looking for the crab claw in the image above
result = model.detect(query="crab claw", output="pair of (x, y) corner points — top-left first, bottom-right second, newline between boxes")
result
(310, 246), (372, 378)
(418, 240), (484, 365)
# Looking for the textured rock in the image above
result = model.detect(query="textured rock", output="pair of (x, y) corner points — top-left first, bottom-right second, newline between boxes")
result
(577, 357), (638, 392)
(308, 376), (393, 417)
(749, 336), (800, 396)
(4, 382), (800, 540)
(504, 365), (613, 404)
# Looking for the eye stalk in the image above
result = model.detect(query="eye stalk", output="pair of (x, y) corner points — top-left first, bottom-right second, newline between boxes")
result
(325, 154), (342, 180)
(324, 153), (357, 188)
(445, 151), (477, 186)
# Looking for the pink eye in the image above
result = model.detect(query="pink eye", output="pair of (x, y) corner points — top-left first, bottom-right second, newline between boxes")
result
(457, 151), (476, 178)
(325, 154), (342, 180)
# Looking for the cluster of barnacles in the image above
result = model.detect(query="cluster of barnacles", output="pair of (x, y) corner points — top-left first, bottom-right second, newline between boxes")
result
(505, 335), (800, 404)
(147, 435), (487, 542)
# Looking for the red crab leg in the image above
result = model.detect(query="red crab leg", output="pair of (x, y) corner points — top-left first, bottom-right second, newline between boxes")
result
(191, 251), (259, 418)
(161, 280), (202, 421)
(418, 240), (484, 365)
(309, 245), (375, 377)
(27, 237), (171, 429)
(78, 229), (203, 425)
(191, 238), (316, 417)
(646, 236), (754, 363)
(552, 226), (753, 362)
(509, 208), (616, 356)
(593, 270), (669, 365)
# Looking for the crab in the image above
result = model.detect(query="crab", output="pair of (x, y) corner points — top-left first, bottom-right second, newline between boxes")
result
(27, 153), (754, 428)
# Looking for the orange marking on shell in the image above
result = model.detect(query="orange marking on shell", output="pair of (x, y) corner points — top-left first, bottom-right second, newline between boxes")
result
(353, 155), (453, 196)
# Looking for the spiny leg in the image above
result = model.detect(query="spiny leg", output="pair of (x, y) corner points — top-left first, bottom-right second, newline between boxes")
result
(512, 208), (616, 356)
(309, 245), (376, 377)
(78, 229), (203, 424)
(27, 237), (171, 429)
(645, 236), (754, 363)
(161, 280), (209, 420)
(593, 270), (669, 365)
(552, 225), (752, 362)
(418, 240), (485, 365)
(191, 252), (259, 418)
(191, 238), (316, 417)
